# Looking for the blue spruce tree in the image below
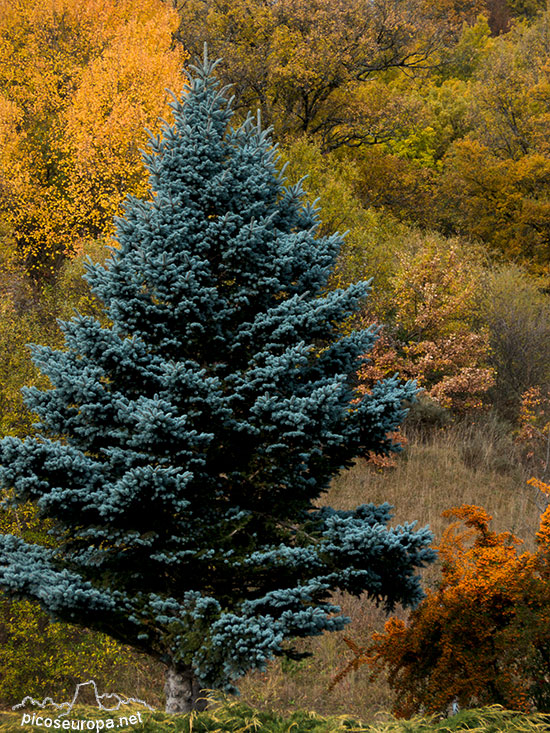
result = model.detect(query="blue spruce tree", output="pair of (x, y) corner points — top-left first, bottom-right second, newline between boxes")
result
(0, 54), (435, 712)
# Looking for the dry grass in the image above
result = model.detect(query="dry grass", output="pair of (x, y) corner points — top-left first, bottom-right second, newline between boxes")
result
(238, 596), (398, 723)
(326, 421), (537, 549)
(238, 418), (543, 723)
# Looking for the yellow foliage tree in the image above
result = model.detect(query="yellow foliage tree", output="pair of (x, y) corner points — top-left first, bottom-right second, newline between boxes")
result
(440, 140), (550, 270)
(174, 0), (483, 151)
(438, 14), (550, 272)
(0, 0), (187, 280)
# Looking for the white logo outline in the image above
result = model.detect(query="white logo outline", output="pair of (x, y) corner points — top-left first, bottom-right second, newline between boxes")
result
(12, 679), (155, 717)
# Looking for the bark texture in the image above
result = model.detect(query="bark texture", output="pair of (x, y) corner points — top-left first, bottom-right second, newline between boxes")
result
(164, 664), (208, 713)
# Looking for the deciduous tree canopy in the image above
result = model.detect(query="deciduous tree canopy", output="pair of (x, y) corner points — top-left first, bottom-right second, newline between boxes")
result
(0, 0), (186, 280)
(174, 0), (484, 150)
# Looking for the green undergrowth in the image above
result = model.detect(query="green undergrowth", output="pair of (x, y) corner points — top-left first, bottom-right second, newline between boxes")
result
(2, 701), (550, 733)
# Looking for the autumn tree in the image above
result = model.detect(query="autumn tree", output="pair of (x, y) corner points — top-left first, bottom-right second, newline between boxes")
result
(504, 0), (546, 22)
(0, 0), (186, 280)
(440, 141), (550, 270)
(438, 12), (550, 270)
(173, 0), (484, 151)
(342, 17), (491, 229)
(358, 238), (495, 414)
(334, 502), (550, 716)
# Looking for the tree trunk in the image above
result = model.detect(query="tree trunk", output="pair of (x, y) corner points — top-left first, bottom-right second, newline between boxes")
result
(164, 664), (208, 713)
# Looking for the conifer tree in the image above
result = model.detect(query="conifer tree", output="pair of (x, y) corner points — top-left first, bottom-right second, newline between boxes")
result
(0, 54), (435, 713)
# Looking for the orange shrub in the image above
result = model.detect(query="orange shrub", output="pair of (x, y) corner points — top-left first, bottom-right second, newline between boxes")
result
(333, 502), (550, 715)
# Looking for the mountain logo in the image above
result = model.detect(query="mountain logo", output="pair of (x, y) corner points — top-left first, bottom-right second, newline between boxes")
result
(12, 679), (155, 717)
